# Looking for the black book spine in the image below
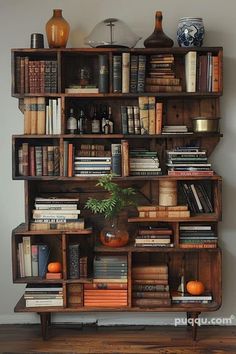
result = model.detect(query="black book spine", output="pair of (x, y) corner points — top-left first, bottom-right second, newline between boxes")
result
(98, 55), (109, 93)
(68, 243), (80, 279)
(137, 55), (146, 93)
(120, 106), (128, 134)
(130, 55), (138, 93)
(111, 144), (122, 176)
(112, 55), (122, 93)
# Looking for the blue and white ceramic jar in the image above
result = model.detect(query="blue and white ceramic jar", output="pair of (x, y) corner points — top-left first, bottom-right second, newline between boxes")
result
(177, 17), (204, 47)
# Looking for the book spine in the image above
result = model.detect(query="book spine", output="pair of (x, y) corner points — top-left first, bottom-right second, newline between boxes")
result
(68, 243), (80, 279)
(138, 96), (149, 134)
(132, 298), (171, 307)
(111, 143), (122, 176)
(148, 97), (156, 134)
(30, 97), (37, 135)
(98, 55), (109, 93)
(29, 146), (36, 176)
(137, 55), (146, 93)
(23, 97), (31, 134)
(185, 51), (197, 92)
(23, 236), (32, 276)
(38, 244), (50, 278)
(122, 53), (130, 93)
(127, 106), (134, 134)
(37, 97), (46, 134)
(130, 55), (138, 93)
(112, 55), (122, 93)
(120, 106), (128, 134)
(31, 244), (39, 277)
(121, 139), (129, 177)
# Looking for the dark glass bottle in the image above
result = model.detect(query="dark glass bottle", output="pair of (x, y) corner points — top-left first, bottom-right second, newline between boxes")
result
(78, 108), (86, 134)
(100, 104), (108, 133)
(144, 11), (174, 48)
(91, 105), (100, 133)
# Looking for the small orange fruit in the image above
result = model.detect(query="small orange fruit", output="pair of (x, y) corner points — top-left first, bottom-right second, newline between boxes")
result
(186, 280), (205, 295)
(47, 261), (62, 273)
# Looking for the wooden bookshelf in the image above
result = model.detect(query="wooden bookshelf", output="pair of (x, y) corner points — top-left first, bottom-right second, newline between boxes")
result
(11, 46), (223, 340)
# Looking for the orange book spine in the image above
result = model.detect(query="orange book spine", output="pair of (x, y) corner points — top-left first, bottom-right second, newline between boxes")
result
(155, 102), (163, 134)
(68, 143), (74, 177)
(212, 56), (219, 92)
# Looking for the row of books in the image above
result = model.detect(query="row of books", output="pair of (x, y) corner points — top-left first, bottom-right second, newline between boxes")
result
(134, 226), (173, 247)
(166, 147), (213, 176)
(185, 51), (220, 93)
(24, 284), (63, 307)
(121, 99), (163, 135)
(15, 57), (57, 94)
(132, 265), (171, 307)
(179, 224), (217, 249)
(18, 143), (60, 177)
(23, 97), (61, 135)
(18, 238), (50, 278)
(180, 182), (214, 214)
(137, 205), (190, 219)
(30, 197), (85, 232)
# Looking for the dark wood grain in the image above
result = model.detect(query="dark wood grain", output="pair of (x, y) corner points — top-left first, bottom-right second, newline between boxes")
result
(0, 324), (236, 353)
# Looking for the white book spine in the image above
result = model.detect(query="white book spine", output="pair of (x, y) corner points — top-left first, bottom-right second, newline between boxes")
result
(185, 51), (197, 92)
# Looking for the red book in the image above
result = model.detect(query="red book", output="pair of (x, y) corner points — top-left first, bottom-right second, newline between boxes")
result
(68, 143), (74, 177)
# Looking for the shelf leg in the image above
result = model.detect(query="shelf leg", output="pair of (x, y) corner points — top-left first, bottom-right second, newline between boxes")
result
(187, 311), (201, 341)
(40, 312), (50, 340)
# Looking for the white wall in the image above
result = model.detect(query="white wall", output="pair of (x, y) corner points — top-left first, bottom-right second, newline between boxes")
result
(0, 0), (236, 325)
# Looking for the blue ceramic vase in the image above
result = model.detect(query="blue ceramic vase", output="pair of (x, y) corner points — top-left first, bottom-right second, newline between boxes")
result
(177, 17), (204, 47)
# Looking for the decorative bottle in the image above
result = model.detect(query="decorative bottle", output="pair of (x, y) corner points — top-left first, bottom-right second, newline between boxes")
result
(67, 108), (77, 134)
(144, 11), (174, 48)
(46, 9), (70, 48)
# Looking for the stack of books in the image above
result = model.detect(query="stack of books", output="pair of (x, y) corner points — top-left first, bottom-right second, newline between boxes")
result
(83, 255), (128, 307)
(73, 156), (111, 177)
(171, 291), (213, 304)
(134, 226), (173, 247)
(145, 54), (182, 93)
(180, 181), (214, 214)
(179, 224), (217, 248)
(166, 147), (213, 176)
(132, 265), (171, 307)
(24, 284), (63, 307)
(162, 125), (190, 134)
(137, 205), (190, 219)
(129, 150), (162, 176)
(30, 197), (84, 231)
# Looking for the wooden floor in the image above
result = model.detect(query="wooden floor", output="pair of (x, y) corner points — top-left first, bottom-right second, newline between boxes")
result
(0, 324), (236, 353)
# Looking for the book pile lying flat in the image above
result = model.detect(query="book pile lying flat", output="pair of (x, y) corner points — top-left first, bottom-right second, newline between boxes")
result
(137, 205), (190, 218)
(179, 224), (217, 249)
(166, 147), (214, 176)
(134, 226), (173, 247)
(129, 150), (162, 176)
(162, 125), (191, 134)
(24, 284), (63, 307)
(83, 255), (128, 307)
(132, 265), (171, 307)
(30, 197), (84, 231)
(171, 291), (212, 304)
(145, 54), (182, 93)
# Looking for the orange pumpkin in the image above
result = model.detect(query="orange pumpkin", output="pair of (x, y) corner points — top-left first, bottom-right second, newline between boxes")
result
(186, 280), (205, 295)
(47, 261), (62, 273)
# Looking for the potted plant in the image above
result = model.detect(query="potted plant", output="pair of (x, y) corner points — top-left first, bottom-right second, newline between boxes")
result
(85, 174), (137, 247)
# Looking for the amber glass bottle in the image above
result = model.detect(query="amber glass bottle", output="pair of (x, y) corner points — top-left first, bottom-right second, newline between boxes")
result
(46, 9), (70, 48)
